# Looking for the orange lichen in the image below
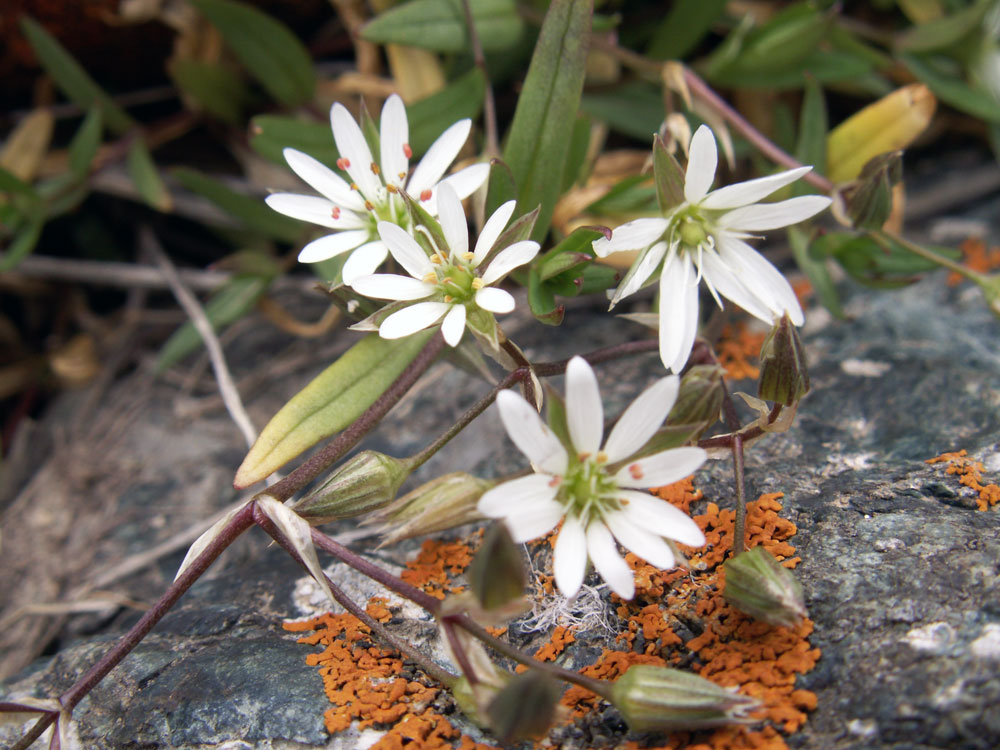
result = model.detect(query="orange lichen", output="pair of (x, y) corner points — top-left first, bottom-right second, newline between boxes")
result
(400, 537), (477, 599)
(716, 322), (767, 380)
(926, 449), (1000, 511)
(947, 237), (1000, 286)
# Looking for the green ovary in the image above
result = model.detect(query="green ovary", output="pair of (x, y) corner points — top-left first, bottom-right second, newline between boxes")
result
(559, 457), (620, 525)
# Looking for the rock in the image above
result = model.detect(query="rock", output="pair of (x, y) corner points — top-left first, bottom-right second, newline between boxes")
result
(2, 251), (998, 749)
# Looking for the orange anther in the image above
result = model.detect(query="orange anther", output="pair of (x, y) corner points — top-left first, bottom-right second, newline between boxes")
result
(628, 463), (644, 481)
(420, 189), (432, 202)
(403, 143), (412, 159)
(336, 157), (351, 170)
(331, 206), (341, 219)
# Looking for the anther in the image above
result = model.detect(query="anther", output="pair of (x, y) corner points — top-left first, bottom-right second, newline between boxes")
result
(350, 182), (359, 191)
(595, 451), (608, 464)
(471, 278), (484, 289)
(578, 452), (591, 462)
(548, 476), (562, 488)
(330, 206), (341, 219)
(386, 185), (398, 193)
(397, 171), (407, 180)
(462, 252), (475, 261)
(429, 254), (443, 264)
(370, 162), (380, 175)
(422, 272), (437, 284)
(336, 157), (351, 170)
(364, 200), (374, 211)
(443, 295), (453, 303)
(628, 463), (644, 480)
(403, 143), (412, 159)
(420, 189), (432, 202)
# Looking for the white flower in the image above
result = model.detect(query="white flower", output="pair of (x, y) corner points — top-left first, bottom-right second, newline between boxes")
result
(478, 356), (707, 600)
(265, 94), (489, 283)
(593, 124), (831, 373)
(349, 183), (539, 347)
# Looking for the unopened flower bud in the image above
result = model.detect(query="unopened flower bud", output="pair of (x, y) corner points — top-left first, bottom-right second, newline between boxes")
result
(757, 314), (809, 406)
(610, 665), (759, 732)
(292, 451), (410, 524)
(667, 364), (725, 427)
(723, 546), (807, 628)
(366, 472), (493, 546)
(844, 151), (902, 230)
(486, 670), (561, 744)
(468, 524), (526, 612)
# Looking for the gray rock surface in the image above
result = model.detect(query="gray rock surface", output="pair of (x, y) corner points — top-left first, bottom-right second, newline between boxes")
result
(2, 236), (998, 749)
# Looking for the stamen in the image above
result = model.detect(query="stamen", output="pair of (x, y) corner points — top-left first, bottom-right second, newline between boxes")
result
(443, 295), (453, 303)
(578, 451), (591, 462)
(330, 206), (341, 219)
(403, 143), (412, 159)
(461, 252), (475, 261)
(370, 162), (380, 175)
(548, 475), (562, 488)
(386, 184), (398, 194)
(350, 182), (359, 191)
(397, 171), (407, 180)
(471, 278), (484, 289)
(595, 451), (608, 464)
(422, 272), (437, 284)
(364, 200), (374, 211)
(336, 157), (351, 170)
(420, 189), (433, 202)
(628, 463), (644, 481)
(429, 254), (443, 264)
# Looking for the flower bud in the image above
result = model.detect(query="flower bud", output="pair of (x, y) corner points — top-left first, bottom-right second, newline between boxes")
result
(292, 451), (410, 524)
(468, 524), (526, 612)
(844, 151), (902, 231)
(486, 670), (561, 744)
(723, 546), (807, 628)
(366, 472), (493, 546)
(757, 314), (809, 407)
(610, 665), (759, 732)
(668, 364), (725, 427)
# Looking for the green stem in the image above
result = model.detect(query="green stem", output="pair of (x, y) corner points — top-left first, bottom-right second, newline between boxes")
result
(874, 229), (987, 285)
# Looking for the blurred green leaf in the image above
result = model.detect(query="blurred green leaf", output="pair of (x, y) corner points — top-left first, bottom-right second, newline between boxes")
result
(818, 230), (960, 288)
(191, 0), (315, 107)
(654, 135), (685, 212)
(795, 77), (828, 179)
(0, 219), (44, 271)
(527, 265), (564, 325)
(581, 81), (664, 140)
(901, 53), (1000, 122)
(250, 115), (339, 165)
(361, 0), (525, 53)
(484, 158), (517, 218)
(169, 59), (247, 125)
(707, 49), (874, 90)
(788, 225), (842, 318)
(0, 166), (39, 199)
(172, 167), (303, 241)
(68, 108), (103, 179)
(646, 0), (728, 60)
(19, 16), (134, 134)
(537, 226), (603, 280)
(895, 0), (990, 53)
(128, 139), (172, 212)
(561, 113), (592, 192)
(586, 174), (656, 215)
(503, 0), (591, 242)
(156, 274), (271, 372)
(234, 330), (435, 487)
(408, 69), (486, 156)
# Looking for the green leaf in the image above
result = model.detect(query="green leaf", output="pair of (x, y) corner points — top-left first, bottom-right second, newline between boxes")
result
(706, 49), (873, 90)
(172, 167), (303, 242)
(234, 331), (435, 486)
(653, 135), (685, 211)
(169, 59), (247, 125)
(795, 76), (828, 180)
(787, 225), (842, 318)
(581, 81), (664, 140)
(127, 139), (172, 212)
(408, 69), (486, 156)
(503, 0), (592, 243)
(0, 166), (39, 199)
(819, 230), (960, 288)
(646, 0), (728, 61)
(361, 0), (525, 53)
(19, 17), (134, 134)
(190, 0), (315, 107)
(68, 108), (103, 179)
(561, 113), (592, 192)
(0, 220), (44, 271)
(705, 3), (829, 77)
(895, 0), (991, 53)
(250, 115), (339, 165)
(156, 275), (271, 372)
(537, 226), (603, 280)
(586, 174), (657, 215)
(484, 158), (517, 218)
(901, 53), (1000, 122)
(527, 265), (564, 325)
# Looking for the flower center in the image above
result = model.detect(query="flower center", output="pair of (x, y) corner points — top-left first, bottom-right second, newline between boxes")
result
(558, 456), (620, 525)
(433, 261), (478, 303)
(676, 215), (709, 248)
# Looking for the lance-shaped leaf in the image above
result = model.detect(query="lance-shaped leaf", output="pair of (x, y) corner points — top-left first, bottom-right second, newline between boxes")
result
(257, 496), (334, 605)
(647, 0), (728, 60)
(19, 16), (134, 134)
(361, 0), (525, 54)
(503, 0), (592, 243)
(235, 330), (434, 487)
(169, 59), (248, 125)
(128, 139), (173, 212)
(250, 115), (340, 166)
(653, 135), (685, 212)
(191, 0), (315, 107)
(408, 69), (486, 156)
(68, 108), (103, 179)
(0, 220), (44, 271)
(901, 53), (1000, 123)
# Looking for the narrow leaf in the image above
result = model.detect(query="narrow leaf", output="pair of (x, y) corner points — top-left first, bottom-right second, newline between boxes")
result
(235, 331), (434, 487)
(503, 0), (592, 242)
(647, 0), (728, 60)
(0, 166), (39, 199)
(250, 115), (339, 166)
(653, 135), (685, 211)
(795, 76), (827, 181)
(787, 225), (842, 318)
(901, 53), (1000, 123)
(68, 108), (103, 179)
(581, 81), (664, 140)
(408, 69), (486, 156)
(484, 158), (517, 218)
(0, 220), (44, 271)
(361, 0), (525, 54)
(191, 0), (315, 107)
(169, 59), (247, 125)
(127, 139), (173, 212)
(19, 16), (133, 134)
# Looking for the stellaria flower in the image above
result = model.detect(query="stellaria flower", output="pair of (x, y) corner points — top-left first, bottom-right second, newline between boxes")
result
(478, 356), (707, 600)
(349, 183), (539, 347)
(593, 125), (831, 372)
(265, 94), (489, 283)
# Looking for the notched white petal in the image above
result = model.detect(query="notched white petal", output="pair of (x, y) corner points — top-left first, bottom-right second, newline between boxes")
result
(298, 230), (369, 263)
(504, 500), (565, 543)
(615, 445), (708, 489)
(480, 240), (539, 285)
(658, 254), (700, 373)
(619, 490), (706, 547)
(440, 303), (466, 346)
(473, 200), (517, 265)
(474, 286), (515, 313)
(605, 510), (676, 569)
(341, 241), (389, 284)
(351, 273), (435, 301)
(586, 521), (634, 599)
(496, 390), (568, 475)
(436, 183), (469, 258)
(717, 195), (831, 232)
(603, 374), (680, 463)
(685, 125), (718, 204)
(407, 119), (472, 195)
(554, 514), (588, 598)
(478, 474), (559, 517)
(283, 148), (366, 210)
(565, 356), (603, 456)
(700, 166), (811, 210)
(593, 218), (671, 257)
(379, 301), (450, 339)
(378, 221), (434, 278)
(379, 94), (409, 188)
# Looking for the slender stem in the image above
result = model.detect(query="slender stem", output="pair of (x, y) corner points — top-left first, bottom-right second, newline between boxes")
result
(10, 713), (57, 750)
(440, 616), (481, 686)
(732, 433), (747, 554)
(460, 0), (499, 158)
(533, 338), (659, 377)
(265, 332), (446, 501)
(874, 229), (986, 284)
(253, 507), (456, 686)
(698, 403), (783, 451)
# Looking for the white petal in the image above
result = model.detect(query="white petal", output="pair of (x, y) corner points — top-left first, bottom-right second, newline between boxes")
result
(473, 200), (516, 265)
(341, 241), (389, 284)
(283, 148), (366, 211)
(615, 446), (707, 489)
(436, 183), (468, 258)
(717, 235), (804, 324)
(619, 490), (706, 547)
(422, 163), (490, 215)
(379, 94), (409, 188)
(478, 474), (560, 517)
(698, 246), (776, 322)
(330, 103), (382, 201)
(604, 510), (675, 569)
(406, 119), (472, 195)
(474, 286), (515, 313)
(297, 230), (368, 263)
(440, 303), (466, 346)
(378, 301), (449, 339)
(480, 240), (540, 285)
(602, 374), (680, 463)
(592, 218), (671, 257)
(265, 193), (364, 229)
(553, 515), (588, 598)
(717, 195), (831, 232)
(609, 241), (668, 307)
(685, 125), (718, 203)
(658, 253), (700, 373)
(377, 221), (433, 279)
(700, 166), (812, 210)
(351, 273), (435, 301)
(504, 501), (566, 543)
(495, 390), (568, 475)
(586, 521), (634, 599)
(564, 356), (603, 456)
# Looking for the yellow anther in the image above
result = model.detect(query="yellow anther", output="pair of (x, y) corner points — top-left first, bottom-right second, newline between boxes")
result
(471, 278), (485, 289)
(386, 184), (398, 194)
(462, 252), (475, 261)
(578, 451), (591, 462)
(596, 451), (608, 464)
(429, 253), (443, 264)
(444, 295), (454, 303)
(422, 272), (437, 284)
(370, 162), (380, 175)
(350, 182), (359, 191)
(364, 200), (374, 211)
